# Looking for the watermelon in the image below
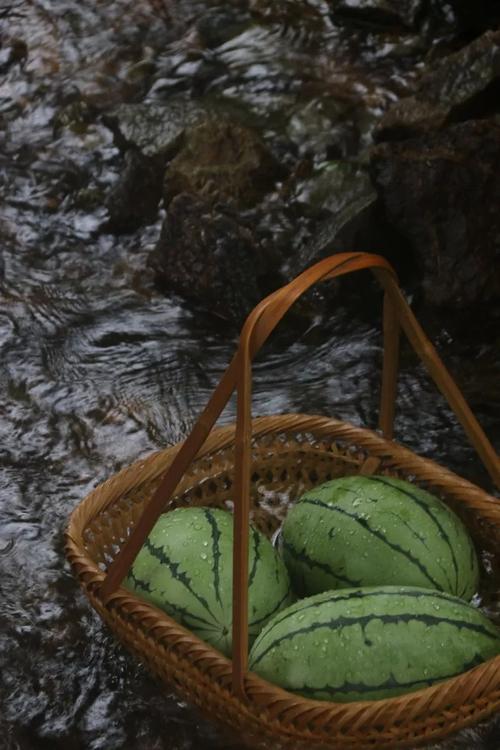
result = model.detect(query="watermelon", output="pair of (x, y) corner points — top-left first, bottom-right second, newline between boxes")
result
(123, 507), (293, 656)
(249, 586), (500, 702)
(281, 475), (479, 599)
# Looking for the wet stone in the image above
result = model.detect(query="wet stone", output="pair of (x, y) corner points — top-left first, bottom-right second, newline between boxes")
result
(329, 0), (426, 29)
(163, 118), (285, 209)
(150, 193), (270, 324)
(377, 29), (500, 140)
(370, 118), (500, 309)
(290, 161), (378, 269)
(287, 99), (359, 160)
(104, 97), (206, 160)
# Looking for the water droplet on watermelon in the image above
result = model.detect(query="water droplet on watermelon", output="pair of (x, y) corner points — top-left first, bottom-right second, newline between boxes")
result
(194, 524), (202, 531)
(203, 541), (209, 547)
(200, 553), (207, 560)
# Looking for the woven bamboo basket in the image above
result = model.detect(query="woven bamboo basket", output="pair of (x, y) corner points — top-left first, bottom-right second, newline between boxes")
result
(66, 252), (500, 749)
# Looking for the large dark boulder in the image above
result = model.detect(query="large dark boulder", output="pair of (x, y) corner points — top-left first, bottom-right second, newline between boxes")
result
(370, 118), (500, 310)
(377, 29), (500, 140)
(149, 193), (272, 324)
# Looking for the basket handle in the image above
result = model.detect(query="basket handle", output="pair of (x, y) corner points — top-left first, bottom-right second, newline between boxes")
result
(100, 253), (397, 602)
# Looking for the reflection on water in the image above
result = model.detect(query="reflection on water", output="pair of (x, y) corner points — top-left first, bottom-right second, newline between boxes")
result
(0, 1), (498, 748)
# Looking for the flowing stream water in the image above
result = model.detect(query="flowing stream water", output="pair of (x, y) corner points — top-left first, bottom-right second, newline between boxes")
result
(0, 1), (499, 748)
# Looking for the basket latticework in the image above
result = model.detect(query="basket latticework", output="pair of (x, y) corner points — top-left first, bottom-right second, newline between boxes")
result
(66, 254), (500, 749)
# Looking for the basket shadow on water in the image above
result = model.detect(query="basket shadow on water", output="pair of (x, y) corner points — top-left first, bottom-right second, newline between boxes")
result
(66, 253), (500, 750)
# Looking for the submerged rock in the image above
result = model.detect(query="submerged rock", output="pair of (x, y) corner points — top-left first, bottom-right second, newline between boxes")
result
(370, 118), (500, 309)
(163, 119), (284, 208)
(150, 193), (272, 324)
(104, 150), (164, 232)
(377, 29), (500, 140)
(329, 0), (426, 29)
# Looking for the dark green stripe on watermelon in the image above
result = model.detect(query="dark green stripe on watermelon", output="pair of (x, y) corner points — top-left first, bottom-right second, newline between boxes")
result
(203, 508), (223, 607)
(144, 537), (218, 622)
(301, 497), (444, 591)
(298, 653), (485, 698)
(383, 509), (454, 591)
(127, 569), (220, 631)
(282, 538), (362, 589)
(248, 528), (260, 588)
(127, 569), (153, 594)
(370, 477), (461, 590)
(251, 587), (475, 645)
(249, 582), (293, 630)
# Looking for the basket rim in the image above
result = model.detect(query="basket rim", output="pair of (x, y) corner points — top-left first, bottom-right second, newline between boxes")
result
(67, 413), (500, 540)
(65, 412), (500, 737)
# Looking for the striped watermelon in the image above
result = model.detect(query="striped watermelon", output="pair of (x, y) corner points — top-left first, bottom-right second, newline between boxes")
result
(249, 586), (500, 702)
(123, 507), (293, 656)
(281, 475), (479, 599)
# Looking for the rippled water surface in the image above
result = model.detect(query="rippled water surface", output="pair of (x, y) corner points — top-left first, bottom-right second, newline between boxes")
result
(1, 2), (499, 748)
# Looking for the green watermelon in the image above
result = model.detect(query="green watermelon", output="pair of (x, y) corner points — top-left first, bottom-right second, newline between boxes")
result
(123, 507), (293, 656)
(281, 475), (479, 599)
(249, 586), (500, 702)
